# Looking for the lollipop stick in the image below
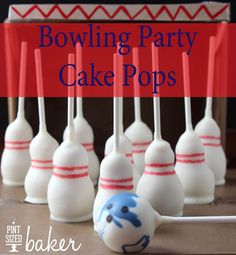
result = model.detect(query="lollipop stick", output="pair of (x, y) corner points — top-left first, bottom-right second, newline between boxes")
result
(76, 42), (83, 118)
(215, 22), (227, 52)
(67, 54), (75, 142)
(35, 49), (47, 132)
(113, 54), (119, 152)
(205, 36), (216, 118)
(182, 52), (193, 131)
(162, 215), (236, 224)
(151, 43), (162, 140)
(117, 53), (124, 134)
(17, 41), (27, 118)
(132, 48), (141, 122)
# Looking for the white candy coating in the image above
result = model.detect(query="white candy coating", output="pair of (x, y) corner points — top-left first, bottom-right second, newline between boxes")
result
(24, 131), (59, 204)
(96, 192), (236, 253)
(95, 192), (158, 253)
(104, 134), (140, 189)
(1, 116), (33, 186)
(63, 116), (100, 185)
(47, 140), (95, 222)
(125, 121), (153, 174)
(93, 151), (134, 227)
(195, 116), (226, 186)
(175, 130), (215, 204)
(136, 139), (184, 216)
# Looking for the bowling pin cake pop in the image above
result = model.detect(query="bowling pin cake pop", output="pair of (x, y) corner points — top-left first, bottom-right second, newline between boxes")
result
(195, 37), (226, 186)
(136, 45), (184, 216)
(63, 43), (99, 185)
(47, 53), (94, 222)
(24, 49), (59, 204)
(175, 52), (215, 204)
(95, 192), (236, 253)
(1, 41), (33, 186)
(104, 53), (140, 189)
(93, 54), (134, 226)
(125, 48), (153, 174)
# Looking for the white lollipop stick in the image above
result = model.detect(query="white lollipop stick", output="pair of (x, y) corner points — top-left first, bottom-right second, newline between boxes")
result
(160, 214), (236, 225)
(76, 42), (83, 118)
(182, 52), (193, 131)
(205, 36), (216, 118)
(67, 54), (75, 142)
(113, 53), (119, 152)
(215, 21), (227, 52)
(117, 53), (124, 134)
(35, 49), (47, 133)
(151, 43), (162, 140)
(17, 41), (27, 118)
(132, 48), (141, 122)
(96, 193), (236, 253)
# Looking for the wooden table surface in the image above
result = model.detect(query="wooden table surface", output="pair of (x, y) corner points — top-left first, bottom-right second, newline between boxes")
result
(1, 170), (236, 255)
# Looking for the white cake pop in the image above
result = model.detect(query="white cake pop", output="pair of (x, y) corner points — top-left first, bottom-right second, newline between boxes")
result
(104, 123), (140, 190)
(125, 48), (153, 175)
(105, 54), (140, 189)
(93, 54), (134, 226)
(136, 45), (184, 216)
(24, 49), (59, 204)
(95, 192), (236, 253)
(47, 53), (94, 222)
(63, 43), (99, 185)
(1, 41), (33, 186)
(175, 53), (215, 204)
(195, 37), (226, 186)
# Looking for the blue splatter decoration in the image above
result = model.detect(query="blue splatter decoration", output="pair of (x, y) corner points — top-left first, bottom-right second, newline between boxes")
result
(97, 192), (142, 229)
(122, 235), (150, 253)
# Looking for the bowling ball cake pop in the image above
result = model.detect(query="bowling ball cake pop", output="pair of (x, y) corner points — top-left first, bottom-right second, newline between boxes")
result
(95, 192), (158, 253)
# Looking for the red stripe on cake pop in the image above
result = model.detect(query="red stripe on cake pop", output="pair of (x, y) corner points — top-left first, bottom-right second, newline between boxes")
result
(100, 184), (133, 190)
(132, 150), (146, 154)
(176, 159), (205, 164)
(145, 163), (174, 168)
(100, 177), (133, 183)
(132, 141), (151, 146)
(53, 172), (88, 179)
(5, 140), (31, 144)
(5, 146), (29, 150)
(144, 170), (175, 176)
(31, 159), (53, 163)
(176, 153), (204, 158)
(53, 165), (88, 171)
(200, 136), (221, 140)
(105, 153), (133, 158)
(31, 165), (52, 170)
(82, 143), (93, 146)
(202, 143), (221, 147)
(82, 143), (94, 151)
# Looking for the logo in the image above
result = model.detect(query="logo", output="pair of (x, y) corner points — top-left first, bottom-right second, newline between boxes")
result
(5, 220), (22, 252)
(5, 220), (82, 253)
